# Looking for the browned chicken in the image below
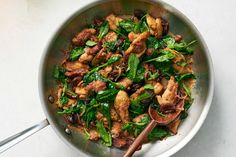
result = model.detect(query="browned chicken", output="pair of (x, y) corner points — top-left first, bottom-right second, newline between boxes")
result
(99, 66), (113, 78)
(157, 76), (178, 112)
(146, 15), (163, 39)
(89, 129), (100, 141)
(85, 80), (107, 93)
(72, 28), (96, 46)
(110, 107), (120, 122)
(125, 32), (150, 57)
(111, 122), (122, 138)
(114, 91), (130, 123)
(78, 44), (102, 63)
(153, 82), (163, 95)
(103, 32), (118, 42)
(117, 77), (133, 89)
(64, 61), (89, 72)
(106, 14), (123, 31)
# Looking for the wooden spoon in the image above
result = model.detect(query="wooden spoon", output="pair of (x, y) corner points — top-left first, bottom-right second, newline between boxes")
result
(122, 99), (184, 157)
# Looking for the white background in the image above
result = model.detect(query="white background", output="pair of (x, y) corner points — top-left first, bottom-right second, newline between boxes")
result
(0, 0), (236, 156)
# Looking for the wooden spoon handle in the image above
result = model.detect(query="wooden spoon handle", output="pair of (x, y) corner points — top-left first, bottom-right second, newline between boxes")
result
(122, 120), (157, 157)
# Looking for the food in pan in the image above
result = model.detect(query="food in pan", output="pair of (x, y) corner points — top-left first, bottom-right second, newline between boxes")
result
(52, 11), (196, 149)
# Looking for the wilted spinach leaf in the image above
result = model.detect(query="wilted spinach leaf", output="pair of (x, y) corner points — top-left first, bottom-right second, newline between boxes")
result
(104, 41), (117, 51)
(69, 47), (84, 61)
(96, 89), (119, 102)
(127, 54), (140, 80)
(53, 66), (67, 82)
(134, 15), (149, 33)
(86, 40), (97, 47)
(148, 127), (169, 141)
(145, 50), (175, 63)
(122, 115), (150, 137)
(119, 20), (136, 33)
(147, 36), (160, 49)
(98, 21), (109, 39)
(96, 121), (112, 146)
(100, 103), (111, 128)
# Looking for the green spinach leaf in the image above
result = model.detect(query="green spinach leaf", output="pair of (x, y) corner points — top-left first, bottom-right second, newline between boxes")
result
(147, 36), (160, 49)
(145, 50), (175, 63)
(96, 121), (112, 146)
(119, 20), (136, 33)
(148, 127), (169, 141)
(86, 40), (97, 47)
(127, 54), (140, 80)
(98, 21), (109, 39)
(96, 89), (119, 102)
(69, 47), (84, 61)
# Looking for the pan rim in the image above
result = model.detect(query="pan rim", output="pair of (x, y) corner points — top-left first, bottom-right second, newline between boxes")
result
(38, 0), (214, 157)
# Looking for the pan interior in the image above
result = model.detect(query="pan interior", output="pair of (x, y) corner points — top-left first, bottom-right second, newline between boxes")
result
(39, 0), (213, 157)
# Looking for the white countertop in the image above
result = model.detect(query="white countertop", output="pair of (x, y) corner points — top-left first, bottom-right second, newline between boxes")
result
(0, 0), (235, 156)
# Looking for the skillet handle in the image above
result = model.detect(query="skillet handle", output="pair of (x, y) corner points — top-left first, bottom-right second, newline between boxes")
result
(0, 119), (49, 154)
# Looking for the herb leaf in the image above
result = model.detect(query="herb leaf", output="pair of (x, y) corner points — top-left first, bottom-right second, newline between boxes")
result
(148, 127), (169, 141)
(69, 47), (84, 61)
(127, 54), (140, 80)
(119, 20), (136, 33)
(145, 51), (175, 63)
(96, 89), (119, 102)
(143, 84), (154, 90)
(53, 66), (66, 82)
(98, 21), (109, 39)
(147, 36), (160, 49)
(100, 103), (111, 128)
(86, 40), (97, 47)
(96, 121), (112, 146)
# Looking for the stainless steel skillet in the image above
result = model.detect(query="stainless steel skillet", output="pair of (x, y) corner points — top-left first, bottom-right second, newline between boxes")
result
(0, 0), (214, 157)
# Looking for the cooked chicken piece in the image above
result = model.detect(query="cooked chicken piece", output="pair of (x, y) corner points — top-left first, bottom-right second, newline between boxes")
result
(72, 28), (96, 46)
(103, 32), (118, 42)
(111, 122), (122, 138)
(114, 91), (130, 123)
(85, 80), (107, 93)
(57, 88), (63, 107)
(92, 48), (107, 66)
(117, 77), (133, 89)
(65, 69), (88, 78)
(157, 76), (178, 112)
(99, 66), (113, 78)
(128, 32), (139, 41)
(133, 113), (149, 123)
(173, 56), (192, 75)
(125, 32), (149, 57)
(161, 77), (169, 89)
(96, 111), (109, 127)
(64, 61), (89, 72)
(130, 87), (145, 100)
(110, 107), (120, 122)
(62, 99), (77, 109)
(112, 137), (127, 148)
(75, 87), (89, 100)
(167, 116), (181, 134)
(146, 15), (163, 39)
(154, 82), (163, 95)
(79, 44), (102, 63)
(78, 52), (94, 64)
(106, 14), (123, 31)
(89, 129), (100, 141)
